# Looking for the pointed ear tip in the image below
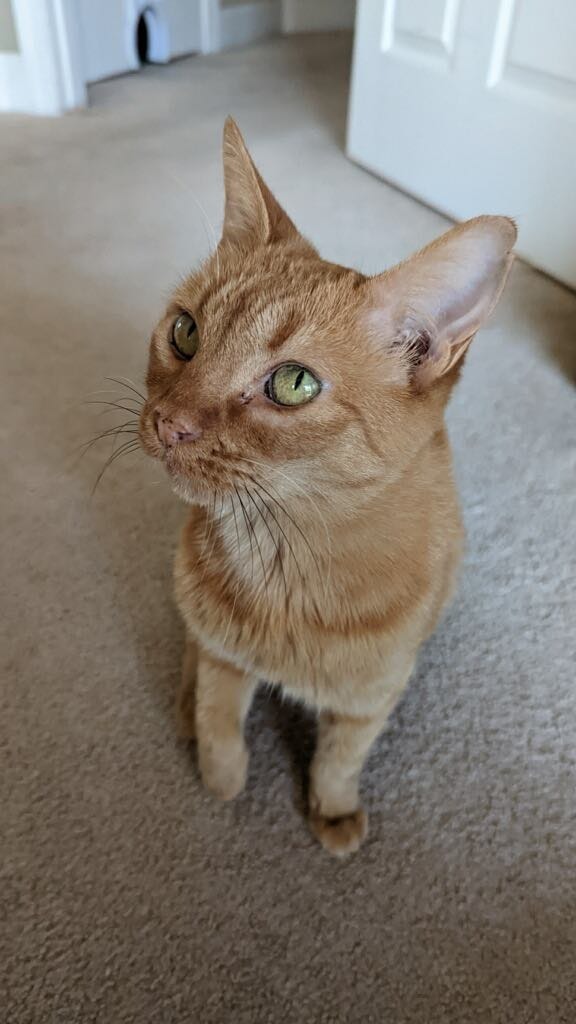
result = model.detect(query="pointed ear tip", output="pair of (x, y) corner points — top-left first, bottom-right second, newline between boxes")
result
(223, 115), (242, 145)
(492, 215), (517, 248)
(477, 214), (518, 249)
(456, 215), (517, 260)
(503, 216), (518, 247)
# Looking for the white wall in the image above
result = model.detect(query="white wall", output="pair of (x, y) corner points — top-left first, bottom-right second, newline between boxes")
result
(0, 0), (300, 114)
(164, 0), (203, 58)
(77, 0), (128, 81)
(77, 0), (204, 83)
(282, 0), (355, 32)
(219, 0), (280, 50)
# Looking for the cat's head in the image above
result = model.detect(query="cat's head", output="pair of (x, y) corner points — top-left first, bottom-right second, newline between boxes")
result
(139, 118), (516, 508)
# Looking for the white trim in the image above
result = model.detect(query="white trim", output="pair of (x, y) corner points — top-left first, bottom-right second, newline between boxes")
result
(0, 52), (30, 113)
(200, 0), (221, 54)
(52, 0), (87, 108)
(1, 0), (86, 114)
(220, 1), (281, 51)
(10, 0), (62, 113)
(125, 0), (142, 71)
(282, 0), (356, 33)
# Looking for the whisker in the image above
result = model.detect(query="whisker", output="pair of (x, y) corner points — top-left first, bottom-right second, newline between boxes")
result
(198, 494), (218, 561)
(79, 419), (139, 449)
(86, 388), (143, 402)
(249, 477), (325, 590)
(194, 195), (221, 283)
(105, 376), (146, 402)
(246, 487), (289, 601)
(82, 431), (140, 456)
(230, 492), (242, 559)
(249, 484), (301, 583)
(72, 425), (139, 471)
(91, 438), (141, 496)
(221, 495), (244, 650)
(163, 168), (221, 281)
(85, 399), (142, 416)
(238, 455), (333, 591)
(234, 485), (255, 585)
(199, 494), (225, 582)
(209, 494), (225, 561)
(242, 489), (269, 598)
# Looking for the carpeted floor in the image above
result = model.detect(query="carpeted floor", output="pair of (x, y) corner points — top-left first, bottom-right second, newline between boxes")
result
(2, 32), (576, 1024)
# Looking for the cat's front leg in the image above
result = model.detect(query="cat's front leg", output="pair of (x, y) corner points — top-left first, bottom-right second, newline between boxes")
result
(309, 662), (414, 856)
(195, 648), (257, 801)
(308, 709), (382, 856)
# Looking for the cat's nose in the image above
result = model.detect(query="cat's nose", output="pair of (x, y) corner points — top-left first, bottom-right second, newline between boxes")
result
(155, 412), (202, 448)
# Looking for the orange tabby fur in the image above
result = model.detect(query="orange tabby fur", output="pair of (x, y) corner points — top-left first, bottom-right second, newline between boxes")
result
(139, 119), (516, 855)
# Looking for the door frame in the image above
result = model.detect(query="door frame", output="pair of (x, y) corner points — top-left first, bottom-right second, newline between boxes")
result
(200, 0), (221, 54)
(0, 0), (278, 114)
(1, 0), (86, 114)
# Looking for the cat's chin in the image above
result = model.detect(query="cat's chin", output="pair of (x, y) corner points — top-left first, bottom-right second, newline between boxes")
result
(167, 468), (214, 508)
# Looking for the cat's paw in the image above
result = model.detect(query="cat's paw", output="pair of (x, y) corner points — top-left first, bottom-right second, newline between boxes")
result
(309, 808), (368, 857)
(199, 740), (248, 801)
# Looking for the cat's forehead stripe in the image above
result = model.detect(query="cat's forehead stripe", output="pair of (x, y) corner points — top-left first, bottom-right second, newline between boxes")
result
(267, 312), (300, 352)
(196, 276), (270, 320)
(192, 272), (303, 349)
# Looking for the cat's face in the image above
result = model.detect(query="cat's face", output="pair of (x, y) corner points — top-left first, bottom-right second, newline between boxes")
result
(139, 243), (407, 507)
(139, 119), (516, 508)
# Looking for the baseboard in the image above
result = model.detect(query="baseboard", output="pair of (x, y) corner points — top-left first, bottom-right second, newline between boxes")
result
(282, 0), (356, 32)
(219, 1), (281, 51)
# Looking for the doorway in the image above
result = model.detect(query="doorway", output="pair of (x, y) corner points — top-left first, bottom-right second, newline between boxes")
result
(76, 0), (199, 84)
(134, 5), (170, 67)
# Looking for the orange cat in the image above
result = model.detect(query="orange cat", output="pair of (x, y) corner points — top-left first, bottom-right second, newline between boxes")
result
(139, 118), (516, 855)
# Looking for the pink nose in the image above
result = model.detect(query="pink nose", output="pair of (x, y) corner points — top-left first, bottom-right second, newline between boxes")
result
(155, 412), (202, 448)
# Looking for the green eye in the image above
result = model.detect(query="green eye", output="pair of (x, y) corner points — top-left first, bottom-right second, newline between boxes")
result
(266, 363), (321, 407)
(171, 313), (199, 360)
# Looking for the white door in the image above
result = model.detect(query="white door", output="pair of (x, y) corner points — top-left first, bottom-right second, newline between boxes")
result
(348, 0), (576, 288)
(78, 0), (203, 84)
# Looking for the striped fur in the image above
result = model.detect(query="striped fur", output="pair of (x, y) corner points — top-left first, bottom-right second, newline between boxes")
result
(139, 119), (516, 855)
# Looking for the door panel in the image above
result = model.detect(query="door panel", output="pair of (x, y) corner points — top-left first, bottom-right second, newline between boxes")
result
(490, 0), (576, 100)
(388, 0), (461, 68)
(348, 0), (576, 286)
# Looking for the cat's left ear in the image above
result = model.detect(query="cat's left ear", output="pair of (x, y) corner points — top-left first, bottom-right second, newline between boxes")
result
(365, 216), (517, 388)
(221, 117), (310, 249)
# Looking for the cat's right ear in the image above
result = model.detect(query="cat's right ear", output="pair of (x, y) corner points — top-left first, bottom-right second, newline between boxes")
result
(221, 117), (310, 249)
(364, 216), (516, 389)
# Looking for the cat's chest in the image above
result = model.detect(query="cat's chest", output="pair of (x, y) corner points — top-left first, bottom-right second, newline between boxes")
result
(173, 535), (429, 706)
(175, 547), (337, 678)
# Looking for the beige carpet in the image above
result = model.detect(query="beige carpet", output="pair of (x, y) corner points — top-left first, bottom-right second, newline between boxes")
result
(2, 33), (576, 1023)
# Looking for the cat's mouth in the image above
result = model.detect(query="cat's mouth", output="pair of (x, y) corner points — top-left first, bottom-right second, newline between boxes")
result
(160, 449), (216, 501)
(139, 410), (256, 505)
(156, 439), (255, 507)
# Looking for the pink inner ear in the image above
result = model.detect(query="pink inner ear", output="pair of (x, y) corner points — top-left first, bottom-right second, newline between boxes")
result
(364, 216), (516, 386)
